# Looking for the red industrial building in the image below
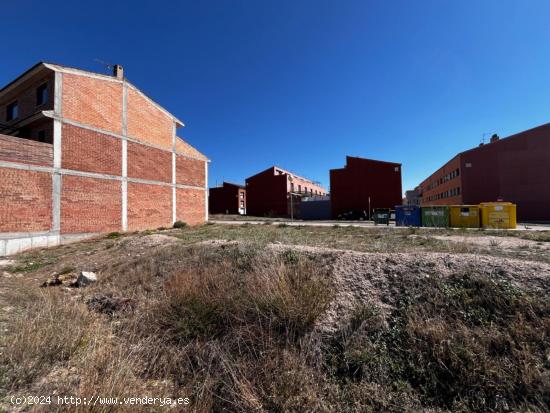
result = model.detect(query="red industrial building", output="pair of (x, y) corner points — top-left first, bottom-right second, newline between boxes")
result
(417, 124), (550, 221)
(0, 62), (208, 255)
(209, 182), (246, 215)
(245, 166), (327, 217)
(330, 156), (402, 219)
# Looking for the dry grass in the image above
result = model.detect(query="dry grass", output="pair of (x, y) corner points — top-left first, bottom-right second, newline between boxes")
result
(1, 226), (549, 412)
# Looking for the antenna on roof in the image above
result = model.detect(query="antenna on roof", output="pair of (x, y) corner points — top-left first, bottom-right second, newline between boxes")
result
(93, 58), (114, 74)
(479, 132), (489, 147)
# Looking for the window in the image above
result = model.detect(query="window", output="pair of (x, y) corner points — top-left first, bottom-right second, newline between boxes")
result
(298, 185), (301, 192)
(6, 101), (18, 121)
(36, 83), (48, 106)
(240, 192), (244, 199)
(290, 183), (294, 192)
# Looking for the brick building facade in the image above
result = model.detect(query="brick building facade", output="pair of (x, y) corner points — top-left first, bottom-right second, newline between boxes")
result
(209, 182), (246, 215)
(416, 125), (550, 221)
(330, 156), (402, 219)
(245, 166), (326, 217)
(0, 62), (208, 255)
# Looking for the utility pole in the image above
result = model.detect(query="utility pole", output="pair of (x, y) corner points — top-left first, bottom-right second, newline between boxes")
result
(368, 196), (371, 221)
(288, 175), (294, 220)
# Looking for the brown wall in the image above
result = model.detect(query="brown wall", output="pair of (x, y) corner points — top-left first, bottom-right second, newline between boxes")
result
(0, 72), (54, 124)
(62, 73), (123, 134)
(0, 168), (52, 232)
(61, 176), (121, 233)
(127, 183), (172, 231)
(62, 124), (122, 175)
(0, 134), (53, 167)
(127, 141), (172, 183)
(177, 188), (205, 225)
(127, 88), (173, 149)
(209, 183), (245, 215)
(460, 125), (550, 221)
(418, 155), (462, 205)
(246, 169), (290, 217)
(330, 157), (402, 218)
(176, 155), (205, 186)
(246, 167), (325, 217)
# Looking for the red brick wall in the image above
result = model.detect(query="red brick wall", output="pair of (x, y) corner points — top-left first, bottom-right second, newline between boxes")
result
(127, 88), (173, 150)
(0, 67), (209, 241)
(62, 124), (122, 175)
(61, 176), (121, 233)
(0, 134), (53, 167)
(176, 156), (205, 186)
(128, 183), (172, 231)
(0, 168), (52, 232)
(62, 73), (123, 134)
(127, 142), (172, 182)
(177, 188), (205, 225)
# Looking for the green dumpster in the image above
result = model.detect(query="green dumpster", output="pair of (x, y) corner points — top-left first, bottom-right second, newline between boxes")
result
(421, 206), (449, 227)
(373, 208), (390, 225)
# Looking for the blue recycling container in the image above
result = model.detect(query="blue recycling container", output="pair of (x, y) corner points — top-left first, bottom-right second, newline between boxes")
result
(395, 205), (421, 227)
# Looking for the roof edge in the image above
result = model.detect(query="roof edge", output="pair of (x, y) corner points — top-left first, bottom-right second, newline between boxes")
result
(43, 63), (185, 127)
(0, 62), (51, 96)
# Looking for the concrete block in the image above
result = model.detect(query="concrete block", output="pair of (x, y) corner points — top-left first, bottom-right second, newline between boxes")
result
(47, 235), (60, 247)
(31, 236), (49, 248)
(5, 237), (32, 255)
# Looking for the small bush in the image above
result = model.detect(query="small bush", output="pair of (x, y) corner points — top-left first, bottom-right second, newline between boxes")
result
(173, 220), (187, 229)
(106, 231), (121, 239)
(282, 249), (299, 264)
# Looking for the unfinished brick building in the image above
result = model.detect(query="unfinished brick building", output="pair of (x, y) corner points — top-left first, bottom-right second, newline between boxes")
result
(209, 182), (246, 215)
(245, 166), (327, 217)
(0, 62), (208, 255)
(330, 156), (402, 219)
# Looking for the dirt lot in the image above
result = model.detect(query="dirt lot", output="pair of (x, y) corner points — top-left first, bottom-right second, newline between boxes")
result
(1, 224), (549, 412)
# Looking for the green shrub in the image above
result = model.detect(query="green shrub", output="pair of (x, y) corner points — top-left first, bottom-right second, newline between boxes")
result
(173, 221), (187, 229)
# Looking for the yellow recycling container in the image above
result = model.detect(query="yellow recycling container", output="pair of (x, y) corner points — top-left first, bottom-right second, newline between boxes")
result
(479, 202), (517, 229)
(449, 205), (480, 228)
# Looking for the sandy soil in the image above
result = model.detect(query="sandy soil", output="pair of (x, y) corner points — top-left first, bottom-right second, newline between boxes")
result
(268, 242), (550, 333)
(431, 235), (549, 250)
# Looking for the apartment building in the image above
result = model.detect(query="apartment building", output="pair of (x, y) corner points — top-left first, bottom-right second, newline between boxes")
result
(330, 156), (402, 219)
(209, 182), (246, 215)
(0, 62), (208, 255)
(245, 166), (326, 217)
(417, 125), (550, 221)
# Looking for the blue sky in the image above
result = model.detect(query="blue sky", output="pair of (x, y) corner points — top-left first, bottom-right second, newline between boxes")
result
(2, 1), (550, 193)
